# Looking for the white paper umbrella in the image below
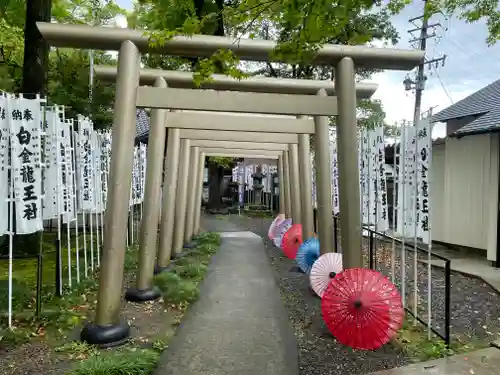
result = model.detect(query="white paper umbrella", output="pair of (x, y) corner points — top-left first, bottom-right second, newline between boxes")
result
(272, 219), (292, 248)
(268, 214), (285, 240)
(310, 252), (343, 298)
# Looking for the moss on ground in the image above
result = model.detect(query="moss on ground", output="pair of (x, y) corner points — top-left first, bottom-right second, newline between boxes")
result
(395, 317), (483, 362)
(0, 231), (100, 319)
(59, 232), (221, 375)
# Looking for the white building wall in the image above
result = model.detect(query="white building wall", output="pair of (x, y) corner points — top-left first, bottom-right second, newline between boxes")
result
(432, 133), (499, 261)
(430, 143), (446, 241)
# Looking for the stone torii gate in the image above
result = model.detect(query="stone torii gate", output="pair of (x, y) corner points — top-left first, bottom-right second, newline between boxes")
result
(178, 128), (296, 226)
(93, 66), (378, 255)
(37, 21), (423, 346)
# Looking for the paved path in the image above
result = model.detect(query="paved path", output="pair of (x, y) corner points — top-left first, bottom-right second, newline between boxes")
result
(367, 347), (500, 375)
(154, 226), (299, 375)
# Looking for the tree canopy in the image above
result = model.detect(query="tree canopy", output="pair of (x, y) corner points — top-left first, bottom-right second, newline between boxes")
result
(0, 0), (496, 212)
(0, 0), (497, 128)
(0, 0), (125, 128)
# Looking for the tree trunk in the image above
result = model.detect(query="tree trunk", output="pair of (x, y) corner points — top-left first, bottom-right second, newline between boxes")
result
(21, 0), (51, 97)
(206, 161), (226, 213)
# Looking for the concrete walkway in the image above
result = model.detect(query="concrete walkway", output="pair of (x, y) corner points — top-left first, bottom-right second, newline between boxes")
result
(420, 247), (500, 293)
(367, 347), (500, 375)
(154, 230), (299, 375)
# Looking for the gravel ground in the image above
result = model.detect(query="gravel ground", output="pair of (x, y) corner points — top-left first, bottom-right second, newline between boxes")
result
(220, 214), (500, 374)
(362, 235), (500, 344)
(221, 215), (410, 375)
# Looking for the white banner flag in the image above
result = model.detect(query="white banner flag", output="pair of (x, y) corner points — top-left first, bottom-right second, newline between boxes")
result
(77, 116), (94, 212)
(416, 119), (432, 243)
(139, 143), (147, 203)
(268, 165), (277, 194)
(262, 164), (269, 193)
(9, 96), (43, 234)
(331, 138), (340, 215)
(238, 162), (244, 205)
(42, 108), (59, 220)
(100, 131), (111, 211)
(245, 165), (254, 190)
(232, 166), (238, 182)
(0, 96), (9, 235)
(311, 153), (316, 207)
(62, 120), (76, 223)
(91, 131), (103, 213)
(375, 126), (389, 231)
(131, 146), (139, 206)
(359, 129), (370, 225)
(396, 125), (417, 237)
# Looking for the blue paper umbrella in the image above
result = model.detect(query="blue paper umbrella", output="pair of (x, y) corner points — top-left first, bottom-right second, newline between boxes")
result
(296, 237), (320, 274)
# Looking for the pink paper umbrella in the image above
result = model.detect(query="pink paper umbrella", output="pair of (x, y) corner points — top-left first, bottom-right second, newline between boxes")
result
(268, 214), (285, 240)
(273, 219), (292, 248)
(309, 252), (343, 298)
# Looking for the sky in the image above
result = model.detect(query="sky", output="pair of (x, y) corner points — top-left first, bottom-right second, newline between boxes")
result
(114, 0), (500, 138)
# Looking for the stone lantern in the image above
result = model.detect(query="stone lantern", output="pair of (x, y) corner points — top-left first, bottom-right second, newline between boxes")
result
(251, 165), (265, 206)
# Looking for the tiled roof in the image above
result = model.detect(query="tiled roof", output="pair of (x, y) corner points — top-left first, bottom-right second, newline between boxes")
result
(453, 109), (500, 136)
(432, 79), (500, 122)
(431, 78), (500, 137)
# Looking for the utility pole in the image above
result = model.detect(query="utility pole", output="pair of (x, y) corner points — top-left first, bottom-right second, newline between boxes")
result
(403, 0), (446, 124)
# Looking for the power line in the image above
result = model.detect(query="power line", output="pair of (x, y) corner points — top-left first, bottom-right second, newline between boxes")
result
(403, 0), (446, 124)
(432, 67), (454, 104)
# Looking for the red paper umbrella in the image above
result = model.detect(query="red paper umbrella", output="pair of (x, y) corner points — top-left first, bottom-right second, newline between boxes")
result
(281, 224), (303, 259)
(268, 214), (285, 240)
(321, 268), (404, 350)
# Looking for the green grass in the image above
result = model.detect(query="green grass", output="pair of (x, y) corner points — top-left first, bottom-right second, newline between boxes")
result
(244, 210), (273, 218)
(64, 232), (221, 375)
(0, 231), (127, 349)
(0, 231), (100, 315)
(153, 232), (220, 308)
(66, 348), (160, 375)
(395, 317), (482, 362)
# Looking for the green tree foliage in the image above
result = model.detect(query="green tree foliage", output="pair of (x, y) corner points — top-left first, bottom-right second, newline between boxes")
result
(0, 17), (24, 91)
(0, 0), (124, 125)
(388, 0), (500, 46)
(48, 49), (117, 129)
(0, 0), (125, 254)
(137, 0), (499, 80)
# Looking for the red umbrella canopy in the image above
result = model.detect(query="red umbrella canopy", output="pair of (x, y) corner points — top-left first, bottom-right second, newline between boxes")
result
(321, 268), (404, 350)
(281, 224), (303, 259)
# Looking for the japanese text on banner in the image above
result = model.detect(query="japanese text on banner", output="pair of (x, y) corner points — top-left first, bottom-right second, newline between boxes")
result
(77, 116), (94, 211)
(416, 119), (431, 244)
(42, 108), (59, 220)
(9, 96), (43, 234)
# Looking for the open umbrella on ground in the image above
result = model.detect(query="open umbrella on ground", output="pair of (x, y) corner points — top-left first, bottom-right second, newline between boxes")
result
(309, 252), (343, 297)
(321, 268), (404, 350)
(268, 214), (285, 240)
(295, 237), (320, 273)
(281, 224), (303, 259)
(272, 218), (292, 248)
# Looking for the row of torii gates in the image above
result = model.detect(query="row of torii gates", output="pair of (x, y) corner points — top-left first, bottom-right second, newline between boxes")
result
(36, 22), (424, 346)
